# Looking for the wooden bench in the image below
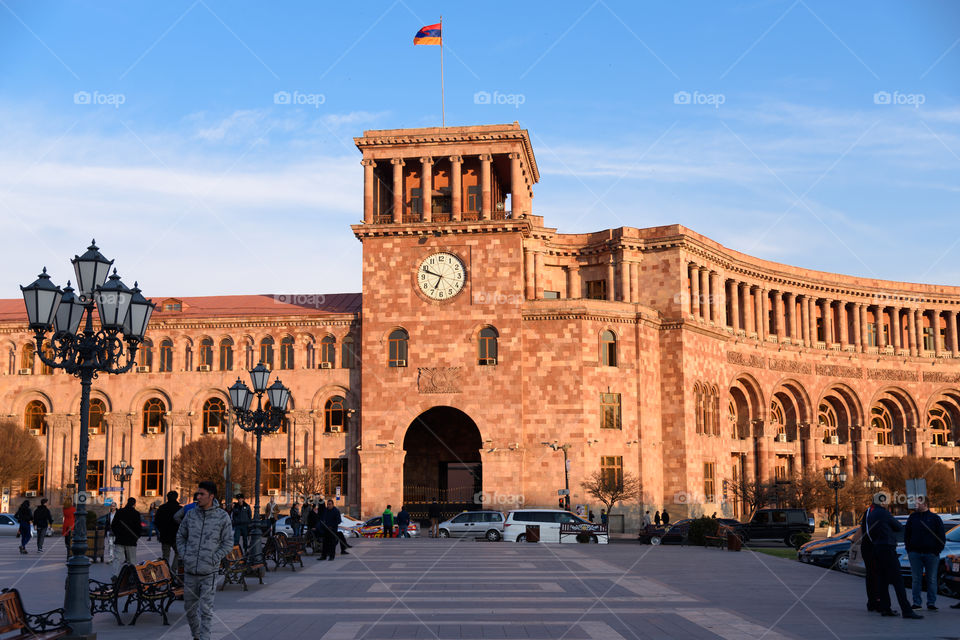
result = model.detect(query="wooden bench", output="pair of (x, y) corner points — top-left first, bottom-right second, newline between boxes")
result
(219, 545), (264, 591)
(128, 560), (182, 626)
(0, 588), (69, 638)
(271, 533), (303, 571)
(704, 535), (727, 549)
(89, 563), (138, 625)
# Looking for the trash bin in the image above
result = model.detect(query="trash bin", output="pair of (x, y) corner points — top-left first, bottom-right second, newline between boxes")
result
(727, 532), (742, 552)
(525, 525), (540, 543)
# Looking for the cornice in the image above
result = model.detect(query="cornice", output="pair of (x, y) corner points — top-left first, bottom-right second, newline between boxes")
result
(352, 219), (532, 239)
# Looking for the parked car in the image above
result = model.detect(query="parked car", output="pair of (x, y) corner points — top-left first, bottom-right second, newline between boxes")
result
(0, 514), (36, 537)
(797, 527), (859, 571)
(437, 510), (504, 541)
(848, 515), (908, 577)
(638, 518), (691, 545)
(503, 509), (609, 544)
(275, 514), (363, 538)
(357, 516), (420, 538)
(741, 508), (815, 546)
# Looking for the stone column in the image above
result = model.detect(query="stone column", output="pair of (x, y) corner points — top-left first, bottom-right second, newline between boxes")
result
(754, 287), (765, 339)
(877, 307), (887, 349)
(449, 155), (462, 221)
(509, 152), (525, 216)
(710, 271), (723, 325)
(362, 158), (375, 223)
(567, 265), (581, 299)
(480, 154), (492, 219)
(774, 291), (785, 340)
(786, 292), (797, 342)
(853, 303), (862, 352)
(420, 156), (433, 223)
(949, 310), (958, 357)
(809, 297), (818, 345)
(701, 269), (711, 322)
(524, 248), (535, 300)
(907, 307), (918, 355)
(731, 281), (741, 332)
(391, 158), (404, 224)
(690, 265), (701, 319)
(800, 295), (810, 345)
(838, 302), (848, 348)
(820, 299), (831, 344)
(535, 252), (545, 300)
(892, 308), (902, 352)
(933, 310), (942, 357)
(859, 303), (869, 352)
(761, 288), (770, 340)
(756, 429), (770, 483)
(606, 259), (616, 302)
(620, 254), (630, 302)
(629, 262), (639, 303)
(741, 283), (753, 334)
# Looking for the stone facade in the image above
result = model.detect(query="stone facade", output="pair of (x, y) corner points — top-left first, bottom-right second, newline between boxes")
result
(1, 122), (959, 529)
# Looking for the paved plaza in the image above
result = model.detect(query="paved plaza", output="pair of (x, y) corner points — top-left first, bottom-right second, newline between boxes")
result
(1, 537), (958, 639)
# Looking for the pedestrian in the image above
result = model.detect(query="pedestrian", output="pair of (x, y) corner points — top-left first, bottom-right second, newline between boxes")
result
(111, 497), (143, 575)
(904, 495), (945, 611)
(662, 509), (670, 527)
(266, 497), (278, 536)
(146, 503), (157, 541)
(382, 505), (395, 538)
(290, 502), (301, 538)
(154, 490), (182, 568)
(319, 499), (341, 561)
(428, 498), (441, 538)
(176, 481), (233, 640)
(62, 498), (75, 557)
(642, 511), (652, 528)
(711, 512), (717, 519)
(600, 509), (608, 528)
(588, 510), (596, 523)
(654, 511), (661, 527)
(859, 504), (882, 612)
(104, 504), (118, 565)
(304, 502), (317, 534)
(33, 498), (52, 552)
(396, 506), (410, 539)
(15, 500), (32, 554)
(231, 494), (251, 550)
(865, 493), (923, 619)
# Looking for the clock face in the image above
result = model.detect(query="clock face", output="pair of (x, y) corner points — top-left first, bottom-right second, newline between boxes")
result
(416, 252), (466, 301)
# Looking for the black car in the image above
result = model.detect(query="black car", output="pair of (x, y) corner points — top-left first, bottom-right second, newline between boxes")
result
(741, 508), (815, 546)
(797, 527), (859, 571)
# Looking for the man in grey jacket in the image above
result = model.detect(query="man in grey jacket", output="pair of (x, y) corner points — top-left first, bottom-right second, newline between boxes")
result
(176, 481), (233, 640)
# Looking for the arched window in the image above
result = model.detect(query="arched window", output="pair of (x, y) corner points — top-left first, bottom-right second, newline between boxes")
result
(320, 336), (336, 369)
(601, 330), (617, 367)
(770, 400), (786, 439)
(280, 336), (295, 370)
(929, 407), (952, 446)
(219, 337), (234, 371)
(478, 327), (498, 365)
(872, 405), (894, 446)
(159, 339), (173, 372)
(137, 338), (153, 371)
(260, 336), (275, 370)
(40, 342), (53, 375)
(143, 398), (166, 434)
(341, 336), (356, 369)
(819, 403), (838, 444)
(88, 398), (106, 435)
(199, 337), (214, 370)
(24, 400), (46, 435)
(325, 396), (346, 432)
(203, 398), (226, 434)
(388, 329), (408, 367)
(20, 344), (35, 374)
(694, 384), (704, 434)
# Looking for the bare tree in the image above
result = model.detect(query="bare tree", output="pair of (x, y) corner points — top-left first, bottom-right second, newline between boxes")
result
(287, 464), (326, 502)
(729, 479), (774, 516)
(171, 437), (256, 500)
(580, 470), (642, 518)
(874, 455), (960, 512)
(0, 420), (44, 490)
(785, 471), (825, 513)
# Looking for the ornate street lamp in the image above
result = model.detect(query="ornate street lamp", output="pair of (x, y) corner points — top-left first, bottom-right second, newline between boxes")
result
(823, 464), (848, 533)
(227, 364), (290, 561)
(20, 241), (154, 638)
(112, 459), (134, 506)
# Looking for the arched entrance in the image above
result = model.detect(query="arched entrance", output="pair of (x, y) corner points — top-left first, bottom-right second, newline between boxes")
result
(403, 407), (482, 514)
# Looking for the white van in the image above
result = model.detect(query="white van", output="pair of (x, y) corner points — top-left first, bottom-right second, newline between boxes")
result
(503, 509), (609, 544)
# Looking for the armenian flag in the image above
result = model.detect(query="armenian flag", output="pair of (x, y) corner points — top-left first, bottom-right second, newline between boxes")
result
(414, 22), (441, 45)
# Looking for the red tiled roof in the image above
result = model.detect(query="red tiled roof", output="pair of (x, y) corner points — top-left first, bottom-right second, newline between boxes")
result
(0, 293), (361, 324)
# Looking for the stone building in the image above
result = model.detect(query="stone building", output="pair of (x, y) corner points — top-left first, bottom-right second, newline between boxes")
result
(2, 122), (959, 530)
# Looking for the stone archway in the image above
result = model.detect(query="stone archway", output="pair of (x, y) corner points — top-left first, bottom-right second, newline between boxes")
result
(402, 406), (482, 513)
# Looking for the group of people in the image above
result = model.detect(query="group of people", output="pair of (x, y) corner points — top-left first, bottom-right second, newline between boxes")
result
(13, 498), (53, 553)
(641, 509), (672, 529)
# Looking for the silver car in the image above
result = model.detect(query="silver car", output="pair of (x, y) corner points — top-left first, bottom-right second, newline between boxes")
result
(438, 510), (504, 541)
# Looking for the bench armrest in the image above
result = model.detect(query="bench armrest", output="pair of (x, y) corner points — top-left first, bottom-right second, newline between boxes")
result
(25, 607), (66, 633)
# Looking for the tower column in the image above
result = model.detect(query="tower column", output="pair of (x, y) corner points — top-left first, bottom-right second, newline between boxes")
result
(741, 283), (753, 334)
(786, 292), (797, 342)
(480, 154), (492, 219)
(700, 269), (711, 322)
(760, 288), (769, 340)
(449, 155), (462, 221)
(731, 281), (741, 332)
(754, 287), (764, 340)
(892, 308), (902, 352)
(800, 295), (810, 345)
(535, 252), (545, 299)
(567, 265), (581, 299)
(391, 158), (405, 224)
(690, 265), (701, 319)
(950, 310), (958, 357)
(710, 272), (723, 325)
(606, 259), (616, 302)
(420, 156), (433, 223)
(362, 158), (375, 223)
(509, 152), (525, 216)
(934, 311), (942, 357)
(877, 306), (887, 349)
(820, 299), (831, 345)
(907, 307), (917, 355)
(774, 291), (785, 340)
(852, 303), (862, 352)
(859, 303), (869, 352)
(629, 262), (639, 303)
(838, 302), (848, 348)
(524, 248), (535, 300)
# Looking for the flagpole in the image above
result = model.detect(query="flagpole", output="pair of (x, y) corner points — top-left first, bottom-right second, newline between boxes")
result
(440, 16), (445, 127)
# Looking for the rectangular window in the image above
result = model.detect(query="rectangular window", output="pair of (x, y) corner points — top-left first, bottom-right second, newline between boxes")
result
(466, 186), (480, 212)
(866, 322), (877, 347)
(703, 462), (716, 503)
(816, 317), (825, 342)
(923, 327), (935, 352)
(86, 460), (104, 493)
(341, 340), (356, 369)
(324, 458), (348, 496)
(774, 463), (787, 482)
(586, 280), (607, 301)
(600, 456), (623, 489)
(140, 459), (164, 495)
(219, 342), (233, 371)
(543, 291), (560, 299)
(600, 393), (621, 429)
(263, 459), (286, 493)
(410, 187), (422, 216)
(159, 344), (173, 372)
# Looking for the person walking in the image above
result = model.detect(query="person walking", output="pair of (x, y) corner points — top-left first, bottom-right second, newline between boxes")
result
(662, 510), (670, 527)
(154, 491), (182, 568)
(859, 503), (882, 612)
(396, 506), (410, 539)
(62, 498), (75, 557)
(111, 497), (143, 575)
(265, 498), (278, 536)
(304, 502), (317, 544)
(654, 511), (661, 527)
(319, 499), (341, 561)
(382, 505), (395, 539)
(290, 502), (301, 538)
(642, 511), (652, 528)
(104, 504), (118, 565)
(177, 481), (233, 640)
(600, 509), (608, 528)
(231, 494), (251, 550)
(32, 499), (52, 552)
(146, 503), (157, 541)
(865, 493), (922, 619)
(15, 500), (32, 554)
(588, 510), (596, 523)
(905, 495), (945, 611)
(428, 498), (441, 538)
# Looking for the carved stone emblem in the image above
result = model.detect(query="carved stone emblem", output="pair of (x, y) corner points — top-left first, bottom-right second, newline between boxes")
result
(418, 367), (462, 394)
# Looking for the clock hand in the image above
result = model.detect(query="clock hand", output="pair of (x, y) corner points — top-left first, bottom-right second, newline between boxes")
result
(423, 268), (442, 278)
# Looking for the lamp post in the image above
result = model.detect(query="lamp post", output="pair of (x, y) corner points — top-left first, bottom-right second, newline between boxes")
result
(20, 241), (154, 639)
(542, 442), (571, 511)
(111, 459), (134, 506)
(823, 464), (847, 533)
(227, 363), (290, 561)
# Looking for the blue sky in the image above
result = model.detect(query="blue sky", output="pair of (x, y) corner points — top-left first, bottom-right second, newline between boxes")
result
(1, 1), (958, 296)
